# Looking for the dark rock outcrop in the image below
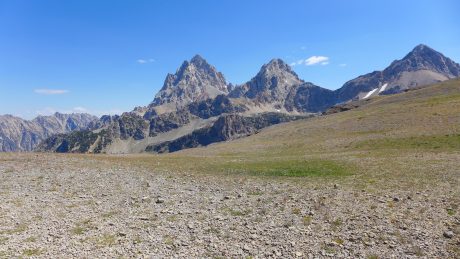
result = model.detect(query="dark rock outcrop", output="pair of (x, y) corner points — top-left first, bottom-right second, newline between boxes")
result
(187, 95), (247, 119)
(146, 113), (309, 153)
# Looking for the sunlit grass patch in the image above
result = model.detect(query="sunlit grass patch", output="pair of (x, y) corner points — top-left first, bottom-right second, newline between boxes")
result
(96, 233), (117, 247)
(0, 224), (27, 235)
(22, 248), (42, 256)
(71, 219), (93, 235)
(214, 159), (353, 178)
(355, 134), (460, 151)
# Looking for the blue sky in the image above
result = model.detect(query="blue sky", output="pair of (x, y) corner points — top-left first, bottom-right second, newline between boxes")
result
(1, 0), (459, 119)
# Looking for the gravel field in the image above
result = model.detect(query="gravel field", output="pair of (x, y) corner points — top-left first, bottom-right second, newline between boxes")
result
(0, 153), (458, 258)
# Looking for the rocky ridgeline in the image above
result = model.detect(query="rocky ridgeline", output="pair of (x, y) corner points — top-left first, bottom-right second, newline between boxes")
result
(34, 44), (460, 154)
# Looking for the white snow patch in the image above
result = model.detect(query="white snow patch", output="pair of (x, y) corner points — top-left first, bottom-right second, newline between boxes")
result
(379, 83), (388, 93)
(363, 88), (378, 99)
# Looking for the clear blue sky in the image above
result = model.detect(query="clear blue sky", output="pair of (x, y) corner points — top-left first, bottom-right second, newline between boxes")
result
(1, 0), (459, 119)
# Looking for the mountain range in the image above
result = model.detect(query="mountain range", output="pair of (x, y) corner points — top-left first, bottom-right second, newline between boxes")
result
(1, 44), (459, 153)
(0, 113), (97, 152)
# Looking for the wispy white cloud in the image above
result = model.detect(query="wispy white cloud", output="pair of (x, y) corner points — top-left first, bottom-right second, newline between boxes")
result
(137, 58), (155, 64)
(339, 63), (347, 67)
(305, 56), (329, 66)
(290, 56), (330, 66)
(34, 89), (69, 95)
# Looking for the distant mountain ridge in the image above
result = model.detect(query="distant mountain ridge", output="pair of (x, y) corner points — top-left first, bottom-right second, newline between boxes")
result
(30, 44), (460, 153)
(0, 113), (97, 152)
(336, 44), (460, 102)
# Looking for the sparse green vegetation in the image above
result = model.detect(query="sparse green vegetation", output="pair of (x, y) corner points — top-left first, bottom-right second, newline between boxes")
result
(71, 226), (86, 235)
(71, 219), (93, 235)
(447, 208), (456, 216)
(303, 216), (312, 225)
(24, 236), (37, 243)
(247, 190), (264, 196)
(166, 215), (178, 222)
(292, 208), (301, 215)
(216, 159), (353, 178)
(0, 224), (27, 235)
(2, 168), (14, 174)
(0, 237), (8, 245)
(96, 234), (117, 247)
(355, 134), (460, 151)
(333, 238), (344, 245)
(163, 235), (174, 246)
(22, 248), (42, 257)
(331, 218), (342, 231)
(223, 207), (252, 217)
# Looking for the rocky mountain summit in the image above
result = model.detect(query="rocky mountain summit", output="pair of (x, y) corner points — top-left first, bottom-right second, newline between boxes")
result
(230, 58), (303, 102)
(35, 44), (460, 154)
(229, 59), (336, 113)
(0, 112), (97, 152)
(336, 44), (460, 102)
(152, 55), (229, 108)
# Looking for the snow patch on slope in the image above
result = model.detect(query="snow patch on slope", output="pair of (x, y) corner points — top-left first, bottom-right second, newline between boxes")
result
(379, 83), (388, 93)
(363, 88), (378, 99)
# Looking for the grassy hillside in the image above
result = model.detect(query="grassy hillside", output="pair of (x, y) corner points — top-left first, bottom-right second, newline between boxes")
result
(109, 78), (460, 191)
(1, 79), (459, 257)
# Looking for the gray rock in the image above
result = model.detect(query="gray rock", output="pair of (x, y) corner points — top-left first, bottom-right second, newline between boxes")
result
(443, 231), (454, 238)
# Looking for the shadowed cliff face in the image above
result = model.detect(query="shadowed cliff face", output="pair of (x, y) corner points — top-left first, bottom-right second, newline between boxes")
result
(145, 112), (310, 153)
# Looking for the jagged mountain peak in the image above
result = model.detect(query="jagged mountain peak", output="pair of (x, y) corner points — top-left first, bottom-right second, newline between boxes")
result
(258, 58), (299, 78)
(402, 44), (443, 61)
(337, 44), (460, 102)
(411, 43), (432, 52)
(190, 54), (206, 65)
(386, 43), (460, 78)
(228, 58), (305, 107)
(152, 55), (229, 107)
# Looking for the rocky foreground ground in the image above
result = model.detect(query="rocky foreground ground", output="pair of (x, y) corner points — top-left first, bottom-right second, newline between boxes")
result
(0, 153), (458, 258)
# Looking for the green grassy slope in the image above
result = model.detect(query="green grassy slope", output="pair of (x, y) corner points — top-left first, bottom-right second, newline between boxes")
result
(98, 79), (460, 191)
